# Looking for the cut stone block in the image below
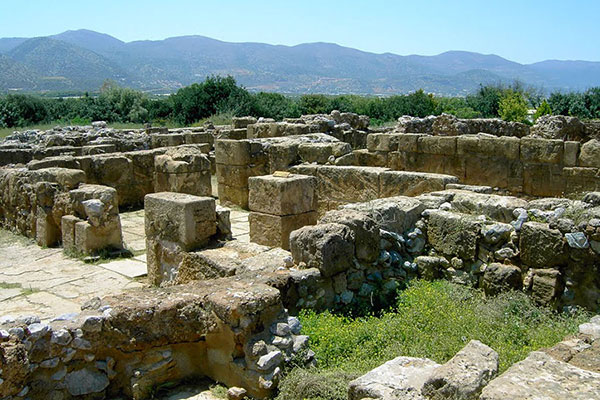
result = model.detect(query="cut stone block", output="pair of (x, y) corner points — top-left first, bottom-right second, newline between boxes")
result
(145, 192), (216, 250)
(74, 218), (123, 254)
(520, 222), (567, 268)
(427, 210), (482, 261)
(248, 174), (317, 216)
(36, 208), (60, 247)
(61, 215), (83, 253)
(249, 211), (318, 250)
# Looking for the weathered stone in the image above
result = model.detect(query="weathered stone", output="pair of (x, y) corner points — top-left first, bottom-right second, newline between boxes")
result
(249, 211), (318, 250)
(64, 367), (109, 396)
(290, 223), (355, 277)
(519, 222), (567, 268)
(579, 139), (600, 168)
(248, 174), (317, 216)
(348, 356), (440, 400)
(145, 192), (216, 250)
(422, 340), (499, 400)
(343, 196), (425, 234)
(481, 263), (522, 296)
(480, 351), (600, 400)
(319, 209), (379, 263)
(427, 211), (482, 260)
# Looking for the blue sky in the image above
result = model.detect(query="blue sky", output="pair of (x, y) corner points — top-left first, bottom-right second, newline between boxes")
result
(0, 0), (598, 64)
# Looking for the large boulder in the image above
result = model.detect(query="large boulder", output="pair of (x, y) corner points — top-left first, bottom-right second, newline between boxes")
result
(579, 139), (600, 168)
(519, 222), (567, 268)
(480, 351), (600, 399)
(319, 209), (379, 263)
(481, 263), (522, 296)
(422, 340), (499, 400)
(426, 211), (482, 260)
(348, 356), (440, 400)
(531, 115), (586, 141)
(290, 223), (355, 277)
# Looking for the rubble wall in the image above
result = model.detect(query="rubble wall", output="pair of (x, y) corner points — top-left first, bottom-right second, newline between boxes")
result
(0, 279), (311, 399)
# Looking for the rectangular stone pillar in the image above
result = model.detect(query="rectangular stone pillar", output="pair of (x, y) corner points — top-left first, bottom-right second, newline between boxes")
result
(145, 192), (217, 285)
(248, 174), (317, 250)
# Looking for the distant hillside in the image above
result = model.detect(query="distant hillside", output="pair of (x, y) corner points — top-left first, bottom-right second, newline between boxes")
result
(7, 37), (130, 90)
(0, 29), (599, 95)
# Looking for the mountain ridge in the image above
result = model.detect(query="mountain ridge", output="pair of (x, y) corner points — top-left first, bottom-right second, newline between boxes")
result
(1, 29), (599, 95)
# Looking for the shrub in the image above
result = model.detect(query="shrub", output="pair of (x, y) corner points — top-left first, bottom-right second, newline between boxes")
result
(282, 280), (587, 400)
(498, 90), (529, 123)
(533, 99), (552, 121)
(275, 369), (358, 400)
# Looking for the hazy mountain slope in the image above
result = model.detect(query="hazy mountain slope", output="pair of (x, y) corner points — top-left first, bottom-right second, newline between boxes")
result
(0, 54), (40, 90)
(7, 37), (130, 89)
(0, 37), (28, 53)
(51, 29), (125, 54)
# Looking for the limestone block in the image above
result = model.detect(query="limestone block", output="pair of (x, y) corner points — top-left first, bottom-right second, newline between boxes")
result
(479, 135), (520, 160)
(564, 141), (580, 167)
(154, 170), (211, 197)
(232, 116), (258, 129)
(215, 139), (266, 166)
(185, 132), (215, 147)
(401, 152), (465, 178)
(36, 207), (61, 247)
(61, 215), (82, 253)
(449, 190), (528, 223)
(343, 196), (425, 234)
(456, 134), (480, 155)
(74, 217), (123, 254)
(427, 210), (482, 260)
(417, 135), (457, 155)
(216, 163), (269, 187)
(481, 263), (522, 296)
(268, 142), (300, 172)
(422, 340), (499, 400)
(249, 211), (318, 250)
(366, 133), (399, 152)
(520, 222), (567, 268)
(248, 174), (317, 216)
(216, 206), (232, 239)
(150, 133), (185, 148)
(379, 170), (458, 198)
(289, 223), (355, 277)
(68, 184), (119, 220)
(144, 192), (216, 250)
(397, 134), (425, 152)
(480, 351), (600, 399)
(27, 155), (80, 171)
(520, 137), (564, 164)
(563, 167), (600, 194)
(530, 269), (562, 305)
(218, 184), (249, 209)
(523, 163), (565, 197)
(316, 166), (385, 203)
(81, 144), (116, 155)
(31, 167), (86, 190)
(298, 142), (351, 163)
(319, 209), (379, 263)
(579, 139), (600, 168)
(348, 356), (440, 400)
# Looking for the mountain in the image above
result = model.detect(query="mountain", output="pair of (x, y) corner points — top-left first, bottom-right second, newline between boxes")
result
(0, 54), (40, 90)
(7, 37), (130, 90)
(0, 29), (599, 95)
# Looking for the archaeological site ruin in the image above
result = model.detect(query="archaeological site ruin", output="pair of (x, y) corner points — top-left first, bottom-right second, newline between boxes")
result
(0, 113), (599, 399)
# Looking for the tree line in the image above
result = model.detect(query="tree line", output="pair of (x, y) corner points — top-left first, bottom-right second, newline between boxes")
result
(1, 76), (600, 129)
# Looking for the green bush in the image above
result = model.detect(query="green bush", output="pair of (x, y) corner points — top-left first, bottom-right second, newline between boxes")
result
(533, 99), (552, 121)
(277, 280), (588, 400)
(498, 90), (529, 123)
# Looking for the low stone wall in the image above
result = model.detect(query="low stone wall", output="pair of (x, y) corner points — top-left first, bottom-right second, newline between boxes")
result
(396, 113), (530, 137)
(287, 189), (600, 311)
(288, 165), (458, 215)
(0, 278), (310, 399)
(359, 132), (600, 196)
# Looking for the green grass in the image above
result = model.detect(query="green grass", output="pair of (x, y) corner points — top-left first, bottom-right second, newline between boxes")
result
(0, 281), (21, 289)
(276, 280), (588, 400)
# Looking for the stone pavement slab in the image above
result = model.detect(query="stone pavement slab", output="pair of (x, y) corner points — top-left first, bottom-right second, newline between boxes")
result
(98, 258), (147, 278)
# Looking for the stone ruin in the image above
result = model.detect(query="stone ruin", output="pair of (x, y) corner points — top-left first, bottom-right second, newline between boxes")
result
(0, 112), (599, 399)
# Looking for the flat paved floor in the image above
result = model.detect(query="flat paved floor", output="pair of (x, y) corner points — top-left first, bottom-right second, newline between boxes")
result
(0, 204), (250, 322)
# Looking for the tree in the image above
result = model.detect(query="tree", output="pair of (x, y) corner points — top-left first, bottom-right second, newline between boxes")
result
(466, 84), (504, 117)
(533, 99), (552, 121)
(498, 90), (528, 123)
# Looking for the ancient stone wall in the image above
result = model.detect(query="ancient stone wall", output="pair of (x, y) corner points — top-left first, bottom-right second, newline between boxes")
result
(358, 132), (600, 197)
(0, 278), (311, 399)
